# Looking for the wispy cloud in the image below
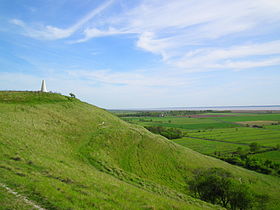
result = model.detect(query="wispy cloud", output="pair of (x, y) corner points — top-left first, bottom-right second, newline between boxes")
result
(0, 69), (196, 108)
(75, 0), (280, 71)
(67, 69), (192, 88)
(75, 27), (127, 43)
(3, 0), (280, 108)
(10, 0), (114, 40)
(79, 0), (280, 40)
(8, 0), (280, 72)
(173, 40), (280, 71)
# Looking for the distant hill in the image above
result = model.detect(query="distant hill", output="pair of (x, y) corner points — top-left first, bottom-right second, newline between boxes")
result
(1, 91), (280, 209)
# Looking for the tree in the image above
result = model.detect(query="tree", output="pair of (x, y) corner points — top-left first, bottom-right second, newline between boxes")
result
(69, 93), (76, 98)
(228, 183), (254, 210)
(144, 126), (183, 139)
(188, 168), (260, 209)
(249, 142), (260, 153)
(235, 147), (247, 158)
(236, 147), (243, 154)
(189, 168), (232, 206)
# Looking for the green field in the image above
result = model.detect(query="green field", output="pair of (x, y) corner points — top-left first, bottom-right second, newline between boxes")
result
(265, 124), (280, 129)
(199, 113), (258, 116)
(124, 116), (240, 129)
(174, 137), (248, 155)
(186, 127), (280, 146)
(120, 112), (280, 168)
(1, 91), (280, 209)
(210, 114), (280, 123)
(252, 151), (280, 163)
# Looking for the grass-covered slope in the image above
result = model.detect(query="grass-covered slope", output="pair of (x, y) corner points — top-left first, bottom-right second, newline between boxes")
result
(0, 91), (279, 209)
(0, 186), (37, 210)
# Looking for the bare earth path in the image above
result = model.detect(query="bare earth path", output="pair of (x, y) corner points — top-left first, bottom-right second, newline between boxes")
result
(0, 183), (45, 210)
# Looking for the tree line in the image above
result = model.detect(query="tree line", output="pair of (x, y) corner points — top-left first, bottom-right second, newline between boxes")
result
(144, 126), (184, 139)
(214, 143), (280, 176)
(116, 110), (230, 117)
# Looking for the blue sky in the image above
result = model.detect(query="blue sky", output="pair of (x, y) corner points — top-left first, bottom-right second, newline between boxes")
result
(1, 0), (280, 109)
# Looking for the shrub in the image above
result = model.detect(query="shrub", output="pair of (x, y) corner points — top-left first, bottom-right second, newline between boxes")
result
(69, 93), (76, 98)
(145, 126), (183, 139)
(249, 142), (261, 152)
(188, 168), (267, 209)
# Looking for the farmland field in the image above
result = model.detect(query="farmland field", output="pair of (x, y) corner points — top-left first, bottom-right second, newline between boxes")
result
(174, 137), (248, 155)
(265, 124), (280, 129)
(251, 151), (280, 163)
(186, 127), (280, 147)
(123, 116), (240, 129)
(209, 114), (280, 122)
(117, 111), (280, 166)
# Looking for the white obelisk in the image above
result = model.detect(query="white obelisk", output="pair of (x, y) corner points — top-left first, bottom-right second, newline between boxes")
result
(41, 80), (48, 92)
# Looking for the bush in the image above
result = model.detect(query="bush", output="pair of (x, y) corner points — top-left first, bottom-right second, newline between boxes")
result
(189, 168), (232, 206)
(249, 142), (261, 152)
(69, 93), (76, 98)
(188, 168), (267, 209)
(145, 126), (183, 139)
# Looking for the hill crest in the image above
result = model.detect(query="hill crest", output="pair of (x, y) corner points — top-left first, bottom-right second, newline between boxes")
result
(0, 91), (279, 209)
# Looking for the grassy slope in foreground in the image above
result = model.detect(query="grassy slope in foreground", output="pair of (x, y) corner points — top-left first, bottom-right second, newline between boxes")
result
(0, 92), (280, 209)
(0, 186), (37, 210)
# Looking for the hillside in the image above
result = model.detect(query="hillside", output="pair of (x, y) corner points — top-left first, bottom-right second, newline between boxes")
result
(1, 91), (280, 209)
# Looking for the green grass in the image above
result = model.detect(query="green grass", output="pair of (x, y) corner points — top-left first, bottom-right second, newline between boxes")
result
(122, 113), (280, 160)
(0, 186), (37, 210)
(0, 91), (73, 104)
(174, 138), (248, 155)
(199, 113), (258, 116)
(210, 114), (280, 122)
(121, 111), (280, 180)
(1, 91), (280, 209)
(124, 116), (240, 130)
(179, 126), (280, 165)
(252, 151), (280, 163)
(145, 122), (239, 130)
(186, 127), (280, 147)
(265, 124), (280, 129)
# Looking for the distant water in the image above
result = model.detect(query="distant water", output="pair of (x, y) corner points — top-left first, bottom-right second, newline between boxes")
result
(157, 105), (280, 111)
(119, 105), (280, 111)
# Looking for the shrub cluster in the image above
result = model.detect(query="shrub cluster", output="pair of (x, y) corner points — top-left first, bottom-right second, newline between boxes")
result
(188, 168), (269, 209)
(145, 126), (183, 139)
(214, 144), (280, 176)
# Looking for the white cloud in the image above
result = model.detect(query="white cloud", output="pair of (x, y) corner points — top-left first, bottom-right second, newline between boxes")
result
(136, 32), (174, 60)
(226, 58), (280, 69)
(10, 0), (114, 40)
(10, 19), (25, 27)
(10, 19), (74, 40)
(75, 27), (126, 43)
(0, 70), (196, 108)
(173, 40), (280, 71)
(9, 0), (280, 72)
(67, 69), (192, 88)
(77, 0), (280, 71)
(4, 0), (280, 108)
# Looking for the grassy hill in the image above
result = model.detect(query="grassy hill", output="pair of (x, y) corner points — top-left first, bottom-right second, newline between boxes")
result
(1, 91), (280, 209)
(0, 186), (37, 210)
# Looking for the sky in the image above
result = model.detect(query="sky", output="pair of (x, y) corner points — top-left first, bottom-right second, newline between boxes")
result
(0, 0), (280, 109)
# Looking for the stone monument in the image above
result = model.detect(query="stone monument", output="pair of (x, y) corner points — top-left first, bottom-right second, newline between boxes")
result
(41, 80), (48, 92)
